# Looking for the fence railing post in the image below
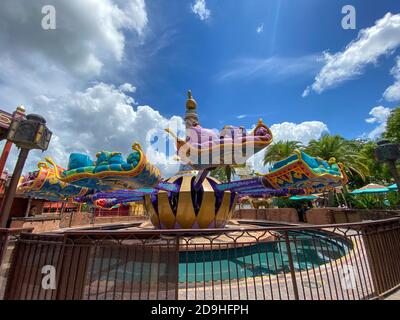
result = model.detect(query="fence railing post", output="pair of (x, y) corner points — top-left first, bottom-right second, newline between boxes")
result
(284, 231), (299, 300)
(0, 229), (9, 266)
(54, 233), (68, 300)
(175, 235), (180, 301)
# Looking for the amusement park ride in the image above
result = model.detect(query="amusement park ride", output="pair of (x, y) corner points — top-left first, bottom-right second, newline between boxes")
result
(17, 92), (348, 229)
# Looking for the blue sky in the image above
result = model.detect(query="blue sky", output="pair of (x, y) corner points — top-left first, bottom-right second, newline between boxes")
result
(0, 0), (399, 175)
(123, 0), (400, 139)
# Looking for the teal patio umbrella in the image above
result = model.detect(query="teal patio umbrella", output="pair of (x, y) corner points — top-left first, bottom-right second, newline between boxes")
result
(289, 195), (318, 201)
(350, 183), (389, 195)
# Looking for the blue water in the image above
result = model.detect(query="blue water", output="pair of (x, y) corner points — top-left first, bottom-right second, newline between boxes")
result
(86, 230), (350, 286)
(179, 231), (350, 283)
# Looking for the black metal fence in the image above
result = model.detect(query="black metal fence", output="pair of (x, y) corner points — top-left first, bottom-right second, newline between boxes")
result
(0, 228), (33, 266)
(0, 228), (33, 299)
(2, 218), (400, 300)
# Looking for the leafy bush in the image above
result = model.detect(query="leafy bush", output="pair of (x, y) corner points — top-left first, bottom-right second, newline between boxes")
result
(274, 197), (309, 210)
(350, 194), (381, 209)
(348, 192), (399, 210)
(386, 191), (400, 208)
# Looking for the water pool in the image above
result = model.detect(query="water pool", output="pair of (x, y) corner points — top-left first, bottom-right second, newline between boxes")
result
(178, 230), (351, 283)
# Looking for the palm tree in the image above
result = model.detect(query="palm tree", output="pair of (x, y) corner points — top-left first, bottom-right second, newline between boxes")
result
(305, 134), (369, 181)
(263, 141), (303, 166)
(224, 163), (249, 182)
(224, 166), (236, 183)
(210, 166), (237, 183)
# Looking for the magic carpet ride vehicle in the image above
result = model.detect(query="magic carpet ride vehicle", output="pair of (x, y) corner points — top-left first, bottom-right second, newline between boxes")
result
(19, 91), (348, 229)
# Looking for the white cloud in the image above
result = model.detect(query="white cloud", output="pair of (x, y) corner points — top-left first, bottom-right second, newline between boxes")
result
(302, 87), (311, 98)
(0, 0), (148, 108)
(0, 1), (189, 179)
(217, 55), (323, 82)
(119, 83), (137, 93)
(1, 83), (184, 178)
(256, 23), (264, 34)
(365, 106), (392, 140)
(191, 0), (210, 21)
(383, 56), (400, 102)
(304, 13), (400, 96)
(366, 106), (392, 124)
(270, 121), (329, 144)
(247, 121), (329, 173)
(0, 0), (147, 77)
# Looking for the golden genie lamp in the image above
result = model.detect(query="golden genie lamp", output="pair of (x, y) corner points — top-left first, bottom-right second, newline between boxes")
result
(145, 175), (237, 229)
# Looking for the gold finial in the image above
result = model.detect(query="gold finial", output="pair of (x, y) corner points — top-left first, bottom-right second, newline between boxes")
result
(328, 157), (337, 165)
(186, 90), (197, 109)
(132, 142), (142, 151)
(16, 105), (26, 113)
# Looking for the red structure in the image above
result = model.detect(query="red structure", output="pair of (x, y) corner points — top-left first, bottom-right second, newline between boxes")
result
(0, 106), (25, 173)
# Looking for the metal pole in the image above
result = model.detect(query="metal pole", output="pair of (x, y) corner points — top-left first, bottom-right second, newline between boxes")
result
(0, 148), (29, 227)
(0, 141), (13, 175)
(341, 192), (349, 208)
(69, 210), (74, 228)
(284, 231), (299, 300)
(92, 207), (96, 225)
(25, 197), (32, 217)
(60, 201), (66, 215)
(335, 191), (341, 207)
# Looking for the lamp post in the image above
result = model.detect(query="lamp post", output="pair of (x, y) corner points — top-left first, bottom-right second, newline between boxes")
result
(0, 106), (26, 174)
(375, 139), (400, 195)
(0, 114), (52, 227)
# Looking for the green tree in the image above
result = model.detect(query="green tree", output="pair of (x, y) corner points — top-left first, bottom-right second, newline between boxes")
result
(224, 166), (236, 183)
(305, 134), (369, 182)
(384, 107), (400, 143)
(263, 140), (303, 166)
(210, 166), (237, 183)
